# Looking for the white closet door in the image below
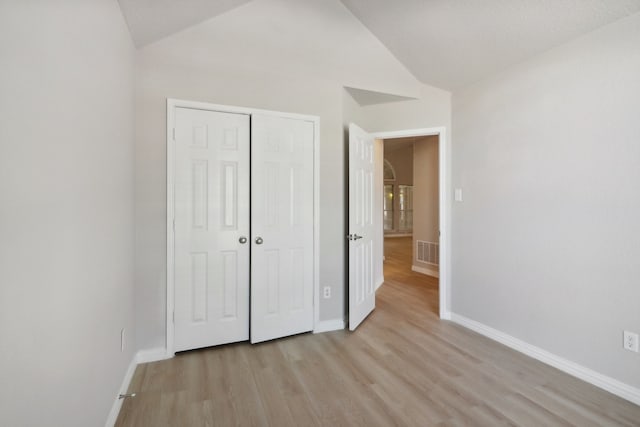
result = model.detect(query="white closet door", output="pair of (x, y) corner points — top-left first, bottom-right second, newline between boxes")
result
(250, 114), (315, 343)
(348, 123), (376, 330)
(173, 107), (250, 352)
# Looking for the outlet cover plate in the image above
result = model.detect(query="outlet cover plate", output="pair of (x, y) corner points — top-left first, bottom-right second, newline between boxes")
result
(623, 330), (639, 352)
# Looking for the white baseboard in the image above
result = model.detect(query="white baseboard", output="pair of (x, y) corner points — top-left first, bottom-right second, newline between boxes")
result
(450, 313), (640, 406)
(384, 233), (412, 238)
(314, 318), (346, 333)
(104, 355), (137, 427)
(412, 265), (439, 278)
(136, 347), (172, 364)
(376, 276), (384, 290)
(105, 347), (174, 425)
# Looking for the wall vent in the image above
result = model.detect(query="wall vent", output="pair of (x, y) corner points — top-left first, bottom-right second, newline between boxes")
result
(417, 240), (439, 265)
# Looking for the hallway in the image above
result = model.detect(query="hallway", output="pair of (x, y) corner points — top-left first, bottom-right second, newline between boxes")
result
(382, 236), (439, 316)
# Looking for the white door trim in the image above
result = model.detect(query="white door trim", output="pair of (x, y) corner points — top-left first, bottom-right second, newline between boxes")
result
(166, 98), (320, 356)
(371, 127), (450, 320)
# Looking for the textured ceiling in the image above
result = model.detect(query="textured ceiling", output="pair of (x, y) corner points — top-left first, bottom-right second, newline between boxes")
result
(118, 0), (640, 89)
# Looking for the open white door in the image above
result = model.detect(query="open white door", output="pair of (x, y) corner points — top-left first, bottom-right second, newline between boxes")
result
(348, 123), (376, 330)
(250, 114), (315, 343)
(173, 108), (250, 352)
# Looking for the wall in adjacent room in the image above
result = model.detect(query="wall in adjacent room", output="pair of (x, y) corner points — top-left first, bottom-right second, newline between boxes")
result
(413, 137), (439, 274)
(384, 144), (413, 187)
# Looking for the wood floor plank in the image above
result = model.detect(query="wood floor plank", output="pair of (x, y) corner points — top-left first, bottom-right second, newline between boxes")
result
(115, 236), (640, 426)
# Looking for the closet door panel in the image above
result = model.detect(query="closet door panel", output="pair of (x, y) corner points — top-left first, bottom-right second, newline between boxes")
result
(173, 108), (250, 352)
(250, 114), (315, 343)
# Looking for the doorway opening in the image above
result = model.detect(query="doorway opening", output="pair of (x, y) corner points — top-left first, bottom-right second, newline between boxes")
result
(381, 135), (440, 315)
(346, 122), (449, 330)
(371, 127), (448, 321)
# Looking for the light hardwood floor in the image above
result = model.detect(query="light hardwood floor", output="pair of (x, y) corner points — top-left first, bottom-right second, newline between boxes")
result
(116, 237), (640, 426)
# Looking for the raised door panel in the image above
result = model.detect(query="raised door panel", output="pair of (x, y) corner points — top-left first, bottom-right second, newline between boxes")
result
(174, 108), (250, 352)
(250, 114), (315, 343)
(348, 123), (376, 331)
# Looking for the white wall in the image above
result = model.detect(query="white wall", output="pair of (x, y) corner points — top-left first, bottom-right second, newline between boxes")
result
(358, 85), (451, 134)
(0, 1), (136, 425)
(452, 12), (640, 389)
(135, 0), (451, 349)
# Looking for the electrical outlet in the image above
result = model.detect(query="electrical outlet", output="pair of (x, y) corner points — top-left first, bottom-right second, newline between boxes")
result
(121, 328), (126, 352)
(623, 331), (639, 352)
(323, 286), (331, 299)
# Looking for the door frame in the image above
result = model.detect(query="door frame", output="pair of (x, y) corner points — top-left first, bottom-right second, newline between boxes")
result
(166, 98), (320, 356)
(371, 127), (450, 320)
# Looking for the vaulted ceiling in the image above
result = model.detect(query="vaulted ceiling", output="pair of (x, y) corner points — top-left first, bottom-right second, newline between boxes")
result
(117, 0), (640, 90)
(117, 0), (253, 47)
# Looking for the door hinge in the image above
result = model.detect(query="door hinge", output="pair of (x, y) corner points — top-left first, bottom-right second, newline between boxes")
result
(172, 218), (175, 231)
(172, 128), (176, 141)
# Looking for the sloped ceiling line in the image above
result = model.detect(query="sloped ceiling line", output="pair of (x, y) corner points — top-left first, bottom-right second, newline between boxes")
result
(117, 0), (253, 47)
(118, 0), (640, 89)
(345, 87), (417, 107)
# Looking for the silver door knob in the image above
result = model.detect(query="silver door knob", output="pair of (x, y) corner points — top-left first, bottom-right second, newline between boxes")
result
(239, 236), (247, 244)
(255, 237), (263, 245)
